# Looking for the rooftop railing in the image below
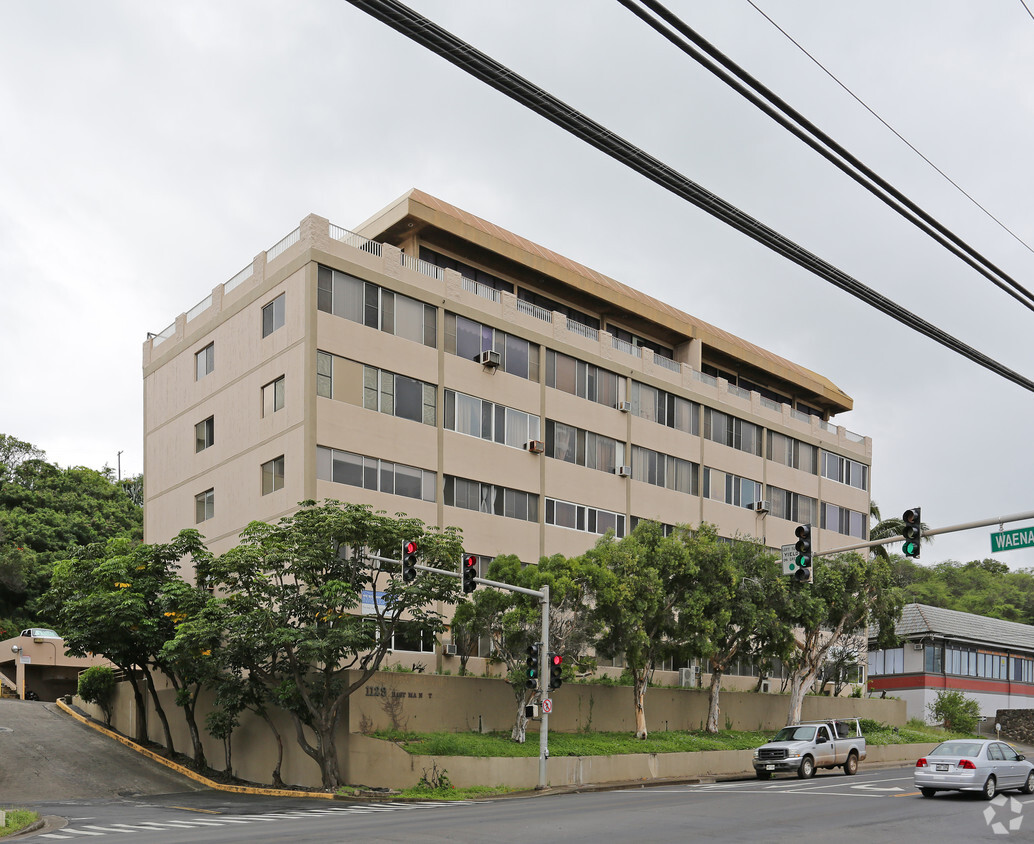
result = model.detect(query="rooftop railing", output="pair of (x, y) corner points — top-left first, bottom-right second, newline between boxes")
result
(266, 227), (300, 263)
(186, 294), (213, 323)
(224, 263), (253, 294)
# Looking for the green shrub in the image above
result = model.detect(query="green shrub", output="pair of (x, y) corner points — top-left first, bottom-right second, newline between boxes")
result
(927, 689), (980, 734)
(77, 666), (116, 725)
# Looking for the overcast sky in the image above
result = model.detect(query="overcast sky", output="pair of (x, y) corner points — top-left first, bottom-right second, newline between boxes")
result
(3, 1), (1033, 568)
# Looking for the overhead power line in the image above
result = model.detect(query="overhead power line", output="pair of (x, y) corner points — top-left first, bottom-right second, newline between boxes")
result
(344, 0), (1034, 394)
(744, 0), (1034, 261)
(619, 0), (1034, 313)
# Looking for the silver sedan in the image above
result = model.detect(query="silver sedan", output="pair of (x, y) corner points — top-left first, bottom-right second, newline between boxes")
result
(914, 739), (1034, 799)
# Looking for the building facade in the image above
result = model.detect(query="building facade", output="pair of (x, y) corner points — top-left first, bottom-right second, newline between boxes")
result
(868, 603), (1034, 722)
(143, 189), (871, 669)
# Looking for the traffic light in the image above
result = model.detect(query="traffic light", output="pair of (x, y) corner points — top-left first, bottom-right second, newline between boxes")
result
(462, 554), (478, 593)
(794, 523), (812, 583)
(549, 653), (563, 690)
(902, 508), (922, 558)
(402, 540), (418, 582)
(526, 643), (541, 690)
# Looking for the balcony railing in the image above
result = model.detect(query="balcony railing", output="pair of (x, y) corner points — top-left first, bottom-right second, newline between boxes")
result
(267, 227), (300, 262)
(401, 253), (444, 281)
(516, 299), (553, 323)
(612, 337), (642, 357)
(186, 294), (213, 323)
(567, 319), (598, 341)
(653, 354), (681, 374)
(462, 277), (501, 303)
(224, 263), (253, 294)
(331, 226), (383, 256)
(726, 383), (751, 400)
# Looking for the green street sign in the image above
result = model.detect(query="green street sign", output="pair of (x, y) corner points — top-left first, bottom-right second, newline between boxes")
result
(990, 527), (1034, 553)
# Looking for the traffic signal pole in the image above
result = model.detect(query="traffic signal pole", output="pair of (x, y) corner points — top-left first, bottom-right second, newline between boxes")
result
(388, 553), (553, 790)
(814, 509), (1034, 557)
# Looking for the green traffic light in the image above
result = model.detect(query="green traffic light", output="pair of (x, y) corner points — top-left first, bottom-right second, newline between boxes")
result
(903, 540), (919, 556)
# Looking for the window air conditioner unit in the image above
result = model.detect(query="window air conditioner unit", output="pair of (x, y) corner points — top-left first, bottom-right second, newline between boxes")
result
(616, 465), (632, 478)
(478, 349), (501, 368)
(444, 643), (458, 655)
(679, 666), (700, 688)
(525, 440), (545, 454)
(753, 500), (771, 514)
(912, 642), (924, 651)
(618, 400), (632, 413)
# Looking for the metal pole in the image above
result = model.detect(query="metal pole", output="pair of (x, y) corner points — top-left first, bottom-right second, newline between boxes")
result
(816, 509), (1034, 557)
(538, 584), (549, 791)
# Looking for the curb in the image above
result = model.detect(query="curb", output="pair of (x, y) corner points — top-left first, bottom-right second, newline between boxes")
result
(53, 700), (338, 800)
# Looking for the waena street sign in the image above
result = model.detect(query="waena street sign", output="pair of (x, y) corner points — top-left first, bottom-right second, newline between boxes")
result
(990, 527), (1034, 553)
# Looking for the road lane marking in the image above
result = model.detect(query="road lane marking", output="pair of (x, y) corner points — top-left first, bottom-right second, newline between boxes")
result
(168, 805), (222, 814)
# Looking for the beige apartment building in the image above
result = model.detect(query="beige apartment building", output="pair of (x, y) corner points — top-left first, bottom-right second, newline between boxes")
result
(143, 189), (871, 674)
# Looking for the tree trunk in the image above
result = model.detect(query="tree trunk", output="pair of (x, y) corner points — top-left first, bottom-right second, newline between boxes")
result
(260, 709), (285, 788)
(705, 668), (724, 733)
(182, 694), (207, 769)
(632, 669), (648, 739)
(510, 687), (529, 743)
(141, 666), (175, 756)
(786, 667), (819, 725)
(290, 710), (342, 790)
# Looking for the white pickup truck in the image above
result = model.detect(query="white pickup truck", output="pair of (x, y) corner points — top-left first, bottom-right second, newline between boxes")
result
(752, 718), (867, 779)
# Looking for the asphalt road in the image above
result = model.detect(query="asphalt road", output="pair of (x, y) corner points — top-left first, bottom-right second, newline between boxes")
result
(0, 699), (203, 803)
(19, 768), (1034, 843)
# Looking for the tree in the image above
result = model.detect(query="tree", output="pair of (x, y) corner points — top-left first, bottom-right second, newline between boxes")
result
(77, 666), (117, 725)
(44, 531), (208, 756)
(582, 521), (709, 739)
(694, 532), (790, 733)
(817, 635), (865, 697)
(208, 500), (462, 789)
(783, 551), (902, 724)
(928, 689), (980, 733)
(0, 437), (142, 629)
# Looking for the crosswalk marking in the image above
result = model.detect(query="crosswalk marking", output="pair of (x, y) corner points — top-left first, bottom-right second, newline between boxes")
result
(40, 801), (480, 839)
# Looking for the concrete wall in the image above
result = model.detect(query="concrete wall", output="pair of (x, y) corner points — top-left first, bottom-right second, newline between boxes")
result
(76, 669), (905, 790)
(996, 709), (1034, 745)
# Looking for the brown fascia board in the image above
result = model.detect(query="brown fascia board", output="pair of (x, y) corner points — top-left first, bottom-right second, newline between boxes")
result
(354, 189), (853, 414)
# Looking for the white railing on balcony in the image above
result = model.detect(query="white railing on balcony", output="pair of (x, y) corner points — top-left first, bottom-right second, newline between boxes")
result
(152, 322), (175, 347)
(612, 337), (642, 357)
(267, 227), (300, 263)
(760, 395), (782, 412)
(692, 370), (717, 387)
(401, 253), (444, 281)
(517, 299), (552, 323)
(567, 319), (598, 341)
(461, 276), (501, 303)
(845, 429), (865, 443)
(186, 294), (213, 323)
(726, 383), (751, 400)
(791, 408), (812, 424)
(819, 419), (837, 434)
(331, 226), (384, 256)
(224, 263), (253, 294)
(653, 355), (681, 374)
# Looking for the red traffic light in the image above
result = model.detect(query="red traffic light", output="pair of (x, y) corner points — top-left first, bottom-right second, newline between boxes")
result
(463, 554), (477, 569)
(550, 653), (562, 667)
(404, 540), (418, 556)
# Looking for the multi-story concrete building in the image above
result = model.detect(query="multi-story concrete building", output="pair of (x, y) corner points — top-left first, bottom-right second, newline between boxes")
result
(143, 189), (871, 669)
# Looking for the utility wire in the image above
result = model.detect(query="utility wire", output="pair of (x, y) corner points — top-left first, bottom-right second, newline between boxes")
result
(745, 0), (1034, 260)
(620, 0), (1034, 313)
(343, 0), (1034, 394)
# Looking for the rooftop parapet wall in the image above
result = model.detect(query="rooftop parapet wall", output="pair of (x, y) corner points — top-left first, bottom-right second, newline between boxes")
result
(143, 214), (870, 458)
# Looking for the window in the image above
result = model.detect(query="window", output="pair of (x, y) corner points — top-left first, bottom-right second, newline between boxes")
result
(443, 476), (538, 522)
(767, 486), (817, 523)
(924, 643), (943, 674)
(629, 516), (677, 536)
(544, 420), (623, 472)
(261, 456), (285, 495)
(318, 265), (436, 347)
(821, 451), (869, 490)
(702, 468), (762, 508)
(262, 293), (285, 338)
(317, 446), (435, 502)
(631, 445), (698, 494)
(195, 343), (214, 380)
(545, 350), (620, 407)
(703, 408), (762, 456)
(867, 647), (904, 676)
(391, 621), (435, 653)
(629, 382), (699, 433)
(194, 416), (214, 452)
(545, 498), (626, 537)
(262, 376), (285, 416)
(195, 489), (214, 523)
(445, 390), (540, 447)
(767, 431), (818, 474)
(363, 366), (436, 425)
(445, 314), (539, 380)
(821, 502), (866, 538)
